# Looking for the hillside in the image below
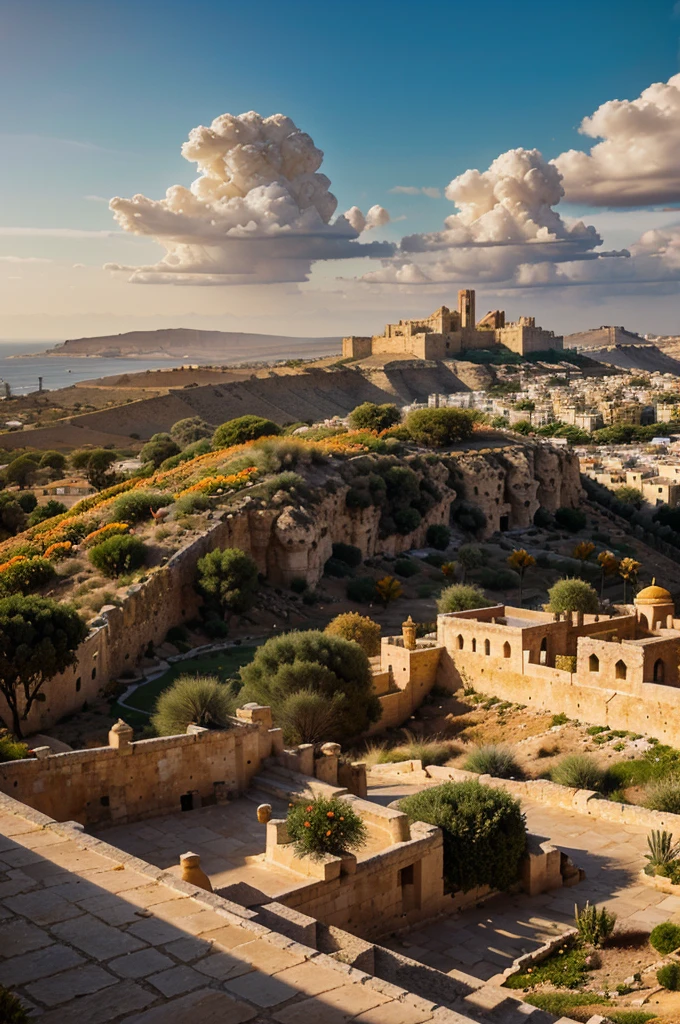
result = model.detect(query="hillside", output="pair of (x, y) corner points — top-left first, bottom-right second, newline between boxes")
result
(45, 328), (342, 363)
(584, 344), (680, 375)
(564, 325), (644, 349)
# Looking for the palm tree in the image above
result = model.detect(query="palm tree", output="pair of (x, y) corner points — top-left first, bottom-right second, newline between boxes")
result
(597, 550), (619, 600)
(507, 548), (536, 607)
(572, 541), (595, 578)
(618, 557), (641, 605)
(375, 575), (403, 608)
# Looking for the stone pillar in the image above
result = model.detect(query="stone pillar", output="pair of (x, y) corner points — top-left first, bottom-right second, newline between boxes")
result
(402, 615), (417, 651)
(315, 742), (340, 786)
(180, 852), (213, 892)
(108, 719), (133, 753)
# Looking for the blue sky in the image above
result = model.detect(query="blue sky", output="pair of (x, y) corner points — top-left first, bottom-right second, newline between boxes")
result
(1, 0), (680, 340)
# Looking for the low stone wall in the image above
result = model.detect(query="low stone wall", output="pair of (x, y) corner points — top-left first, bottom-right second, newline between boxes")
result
(0, 705), (280, 826)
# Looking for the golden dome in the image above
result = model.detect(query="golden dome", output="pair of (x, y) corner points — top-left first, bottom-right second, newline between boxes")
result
(635, 579), (673, 605)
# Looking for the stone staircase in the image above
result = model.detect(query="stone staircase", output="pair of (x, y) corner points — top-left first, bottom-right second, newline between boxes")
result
(248, 761), (347, 804)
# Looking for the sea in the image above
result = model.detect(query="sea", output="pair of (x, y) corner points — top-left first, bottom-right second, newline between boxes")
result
(0, 341), (188, 396)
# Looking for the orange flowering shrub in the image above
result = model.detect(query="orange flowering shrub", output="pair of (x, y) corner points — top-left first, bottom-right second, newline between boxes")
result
(83, 522), (129, 547)
(0, 555), (27, 574)
(176, 466), (258, 498)
(44, 541), (73, 561)
(286, 797), (367, 858)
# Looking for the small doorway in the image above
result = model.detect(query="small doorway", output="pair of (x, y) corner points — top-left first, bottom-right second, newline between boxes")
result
(499, 515), (510, 532)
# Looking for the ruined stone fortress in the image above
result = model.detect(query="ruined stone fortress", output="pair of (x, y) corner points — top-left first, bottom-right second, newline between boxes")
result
(342, 289), (564, 361)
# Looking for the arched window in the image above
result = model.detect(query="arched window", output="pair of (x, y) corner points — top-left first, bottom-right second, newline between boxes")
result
(615, 660), (627, 681)
(484, 639), (491, 656)
(503, 641), (511, 659)
(457, 634), (464, 650)
(589, 654), (599, 672)
(654, 658), (666, 683)
(471, 638), (477, 653)
(539, 637), (548, 666)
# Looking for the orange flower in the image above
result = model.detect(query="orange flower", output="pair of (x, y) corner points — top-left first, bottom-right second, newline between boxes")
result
(304, 821), (310, 828)
(339, 816), (344, 821)
(326, 830), (331, 836)
(306, 805), (313, 812)
(326, 811), (334, 818)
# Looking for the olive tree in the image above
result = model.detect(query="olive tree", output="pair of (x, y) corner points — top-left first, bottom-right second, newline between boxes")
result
(196, 547), (259, 615)
(0, 596), (87, 737)
(547, 578), (599, 615)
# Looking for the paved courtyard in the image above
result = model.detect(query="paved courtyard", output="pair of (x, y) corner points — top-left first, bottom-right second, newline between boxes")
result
(370, 781), (675, 985)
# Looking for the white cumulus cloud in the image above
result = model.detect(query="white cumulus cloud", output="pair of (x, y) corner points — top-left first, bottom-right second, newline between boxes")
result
(107, 111), (393, 285)
(554, 74), (680, 206)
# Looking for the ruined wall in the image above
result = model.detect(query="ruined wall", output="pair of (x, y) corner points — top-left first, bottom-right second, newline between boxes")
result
(0, 718), (272, 826)
(368, 640), (443, 735)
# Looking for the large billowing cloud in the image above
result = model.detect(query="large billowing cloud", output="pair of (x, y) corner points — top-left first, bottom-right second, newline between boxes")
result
(363, 147), (605, 287)
(106, 111), (393, 285)
(554, 74), (680, 207)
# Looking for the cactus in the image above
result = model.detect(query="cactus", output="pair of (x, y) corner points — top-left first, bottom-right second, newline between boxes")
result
(574, 901), (617, 946)
(645, 829), (680, 870)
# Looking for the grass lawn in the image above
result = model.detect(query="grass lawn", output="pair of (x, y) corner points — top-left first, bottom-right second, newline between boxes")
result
(110, 645), (257, 727)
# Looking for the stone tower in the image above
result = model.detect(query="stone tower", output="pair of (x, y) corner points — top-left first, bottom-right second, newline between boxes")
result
(458, 289), (476, 328)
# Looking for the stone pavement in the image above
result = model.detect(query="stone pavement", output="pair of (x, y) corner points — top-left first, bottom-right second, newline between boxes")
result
(0, 796), (495, 1024)
(370, 781), (674, 985)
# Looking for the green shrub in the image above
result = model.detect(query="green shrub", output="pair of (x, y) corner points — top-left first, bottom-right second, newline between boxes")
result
(39, 450), (67, 473)
(239, 630), (380, 743)
(426, 524), (451, 550)
(27, 500), (68, 527)
(555, 507), (587, 532)
(650, 920), (680, 955)
(551, 712), (569, 726)
(437, 583), (492, 613)
(89, 536), (147, 578)
(324, 557), (352, 578)
(574, 900), (616, 945)
(645, 830), (680, 873)
(111, 490), (171, 524)
(463, 744), (522, 779)
(476, 567), (519, 590)
(348, 402), (400, 432)
(332, 543), (362, 568)
(386, 733), (458, 766)
(644, 776), (680, 813)
(394, 507), (422, 534)
(425, 552), (447, 567)
(260, 471), (305, 500)
(196, 547), (259, 614)
(151, 675), (236, 735)
(0, 987), (29, 1023)
(505, 942), (591, 991)
(170, 416), (213, 447)
(394, 558), (420, 578)
(547, 578), (599, 615)
(0, 557), (55, 596)
(605, 1013), (659, 1024)
(405, 408), (477, 447)
(276, 689), (346, 744)
(399, 781), (526, 893)
(325, 612), (381, 656)
(287, 796), (367, 858)
(0, 730), (29, 762)
(139, 433), (180, 468)
(551, 754), (605, 790)
(657, 962), (680, 990)
(346, 576), (378, 603)
(212, 415), (281, 449)
(174, 492), (210, 515)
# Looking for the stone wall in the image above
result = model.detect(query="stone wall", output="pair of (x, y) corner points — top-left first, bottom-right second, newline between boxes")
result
(0, 710), (279, 826)
(368, 638), (443, 735)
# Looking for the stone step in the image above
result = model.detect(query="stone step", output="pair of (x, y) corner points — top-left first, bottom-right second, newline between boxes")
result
(250, 770), (345, 805)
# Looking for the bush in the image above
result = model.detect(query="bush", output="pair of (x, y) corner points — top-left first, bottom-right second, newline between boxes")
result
(476, 567), (519, 590)
(259, 471), (305, 501)
(547, 578), (599, 615)
(287, 796), (367, 858)
(16, 492), (37, 514)
(277, 689), (346, 744)
(650, 921), (680, 955)
(196, 547), (259, 614)
(348, 402), (400, 432)
(39, 450), (67, 473)
(173, 492), (210, 515)
(0, 557), (55, 596)
(657, 962), (680, 991)
(111, 490), (171, 524)
(346, 576), (378, 603)
(0, 987), (29, 1023)
(394, 558), (420, 578)
(551, 754), (605, 790)
(0, 730), (29, 762)
(399, 781), (527, 893)
(170, 416), (213, 448)
(139, 433), (180, 468)
(426, 523), (451, 550)
(27, 500), (68, 527)
(332, 542), (362, 568)
(405, 408), (476, 447)
(393, 507), (422, 534)
(574, 900), (617, 945)
(151, 675), (236, 735)
(89, 535), (147, 577)
(644, 776), (680, 814)
(239, 630), (381, 743)
(463, 744), (522, 779)
(324, 557), (352, 578)
(437, 584), (492, 613)
(555, 507), (587, 532)
(325, 612), (381, 656)
(386, 733), (458, 767)
(212, 415), (281, 449)
(5, 455), (39, 489)
(425, 552), (447, 568)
